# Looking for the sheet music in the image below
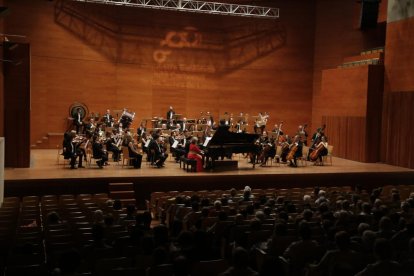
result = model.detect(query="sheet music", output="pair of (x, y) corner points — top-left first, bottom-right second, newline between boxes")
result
(172, 140), (179, 149)
(203, 136), (212, 147)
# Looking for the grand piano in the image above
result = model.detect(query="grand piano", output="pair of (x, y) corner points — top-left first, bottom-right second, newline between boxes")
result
(203, 125), (260, 168)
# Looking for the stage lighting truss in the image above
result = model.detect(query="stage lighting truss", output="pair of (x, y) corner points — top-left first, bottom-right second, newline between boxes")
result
(71, 0), (279, 19)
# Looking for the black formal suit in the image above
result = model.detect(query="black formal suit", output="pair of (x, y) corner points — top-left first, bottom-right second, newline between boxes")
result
(102, 114), (113, 127)
(63, 134), (84, 169)
(105, 138), (121, 161)
(151, 140), (168, 168)
(92, 141), (108, 168)
(72, 112), (83, 134)
(137, 126), (146, 137)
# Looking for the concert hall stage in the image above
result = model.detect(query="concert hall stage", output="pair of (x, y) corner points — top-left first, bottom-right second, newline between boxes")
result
(4, 150), (414, 207)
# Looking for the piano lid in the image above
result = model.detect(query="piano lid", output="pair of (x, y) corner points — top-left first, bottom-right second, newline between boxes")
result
(207, 125), (259, 146)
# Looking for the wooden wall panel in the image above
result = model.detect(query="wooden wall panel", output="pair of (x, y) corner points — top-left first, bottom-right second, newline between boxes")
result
(312, 0), (386, 130)
(0, 0), (4, 138)
(381, 16), (414, 168)
(4, 0), (317, 147)
(313, 65), (370, 128)
(385, 17), (414, 92)
(322, 116), (366, 162)
(3, 43), (30, 167)
(383, 92), (414, 168)
(316, 65), (383, 162)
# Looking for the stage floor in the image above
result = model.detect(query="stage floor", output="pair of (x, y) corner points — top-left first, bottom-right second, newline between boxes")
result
(4, 150), (414, 206)
(5, 149), (413, 181)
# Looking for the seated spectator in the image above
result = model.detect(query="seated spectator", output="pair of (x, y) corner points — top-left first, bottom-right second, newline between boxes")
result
(310, 231), (364, 276)
(219, 247), (258, 276)
(355, 238), (401, 276)
(283, 221), (321, 275)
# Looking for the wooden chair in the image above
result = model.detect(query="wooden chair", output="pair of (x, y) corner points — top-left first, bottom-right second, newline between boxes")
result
(273, 146), (282, 166)
(323, 145), (334, 165)
(298, 146), (309, 166)
(191, 259), (228, 276)
(122, 146), (136, 168)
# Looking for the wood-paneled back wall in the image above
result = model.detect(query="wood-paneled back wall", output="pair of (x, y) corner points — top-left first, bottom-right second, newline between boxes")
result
(382, 15), (414, 168)
(5, 0), (316, 145)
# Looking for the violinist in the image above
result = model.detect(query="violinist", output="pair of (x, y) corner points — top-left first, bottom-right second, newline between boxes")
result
(169, 131), (186, 162)
(311, 136), (328, 166)
(151, 135), (168, 168)
(187, 137), (204, 172)
(125, 133), (142, 169)
(105, 132), (121, 162)
(63, 130), (85, 169)
(287, 135), (303, 167)
(141, 132), (151, 160)
(92, 134), (108, 168)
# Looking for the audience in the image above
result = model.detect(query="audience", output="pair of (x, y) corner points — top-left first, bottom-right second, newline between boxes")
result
(5, 185), (414, 276)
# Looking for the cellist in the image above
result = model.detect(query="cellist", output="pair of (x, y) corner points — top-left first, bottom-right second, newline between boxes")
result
(287, 135), (303, 167)
(312, 136), (328, 165)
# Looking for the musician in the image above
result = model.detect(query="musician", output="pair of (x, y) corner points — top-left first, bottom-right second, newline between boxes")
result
(92, 135), (108, 168)
(137, 122), (146, 138)
(309, 126), (326, 160)
(280, 135), (292, 163)
(187, 137), (204, 172)
(72, 107), (84, 134)
(169, 131), (186, 162)
(119, 108), (133, 129)
(167, 106), (175, 129)
(254, 112), (269, 134)
(117, 123), (124, 136)
(272, 124), (284, 135)
(288, 135), (303, 167)
(105, 132), (121, 162)
(313, 136), (328, 165)
(297, 125), (308, 146)
(125, 134), (142, 169)
(102, 109), (114, 127)
(62, 130), (85, 169)
(151, 135), (168, 168)
(311, 127), (325, 147)
(85, 118), (96, 136)
(258, 132), (276, 166)
(180, 117), (188, 131)
(236, 112), (246, 133)
(141, 132), (151, 160)
(206, 111), (214, 127)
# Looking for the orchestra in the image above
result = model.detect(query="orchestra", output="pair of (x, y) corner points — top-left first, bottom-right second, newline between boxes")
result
(63, 106), (331, 171)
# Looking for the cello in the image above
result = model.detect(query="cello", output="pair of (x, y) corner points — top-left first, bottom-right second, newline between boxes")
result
(310, 136), (328, 162)
(287, 135), (300, 161)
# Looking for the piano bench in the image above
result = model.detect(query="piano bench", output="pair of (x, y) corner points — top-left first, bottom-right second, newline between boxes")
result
(180, 157), (197, 172)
